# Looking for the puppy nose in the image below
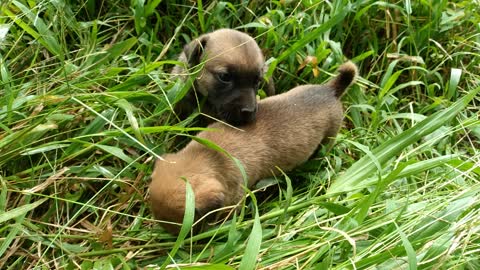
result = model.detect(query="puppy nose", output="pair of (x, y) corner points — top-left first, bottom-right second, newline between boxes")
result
(241, 106), (256, 113)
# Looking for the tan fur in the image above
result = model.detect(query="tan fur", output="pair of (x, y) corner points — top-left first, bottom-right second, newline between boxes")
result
(151, 61), (358, 234)
(172, 28), (275, 125)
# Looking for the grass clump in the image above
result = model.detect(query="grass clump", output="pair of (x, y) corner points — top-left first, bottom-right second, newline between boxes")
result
(1, 0), (479, 269)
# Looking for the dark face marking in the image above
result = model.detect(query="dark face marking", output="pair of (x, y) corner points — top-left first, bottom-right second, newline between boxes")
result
(206, 65), (262, 125)
(183, 29), (269, 125)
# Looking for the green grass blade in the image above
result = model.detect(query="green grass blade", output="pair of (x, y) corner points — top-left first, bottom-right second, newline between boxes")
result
(133, 0), (146, 34)
(212, 214), (240, 262)
(238, 192), (262, 270)
(197, 0), (206, 33)
(21, 143), (70, 156)
(3, 2), (61, 56)
(0, 53), (13, 123)
(276, 8), (351, 63)
(95, 144), (134, 164)
(353, 162), (407, 224)
(327, 86), (480, 195)
(145, 0), (163, 17)
(91, 37), (137, 67)
(410, 195), (477, 242)
(396, 222), (417, 270)
(419, 231), (455, 268)
(267, 5), (352, 74)
(0, 198), (47, 224)
(0, 178), (6, 212)
(276, 169), (293, 228)
(115, 98), (145, 144)
(12, 0), (62, 56)
(0, 190), (30, 258)
(447, 68), (462, 100)
(62, 108), (114, 157)
(178, 265), (235, 270)
(352, 154), (461, 190)
(160, 181), (196, 269)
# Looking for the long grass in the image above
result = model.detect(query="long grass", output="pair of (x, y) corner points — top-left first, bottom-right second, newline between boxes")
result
(1, 0), (479, 269)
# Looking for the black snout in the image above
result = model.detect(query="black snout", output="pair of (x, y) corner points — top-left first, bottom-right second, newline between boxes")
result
(237, 107), (257, 124)
(214, 87), (258, 125)
(240, 105), (257, 113)
(218, 105), (257, 126)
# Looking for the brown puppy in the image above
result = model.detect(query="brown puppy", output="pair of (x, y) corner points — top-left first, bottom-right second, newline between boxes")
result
(151, 62), (358, 234)
(172, 28), (274, 125)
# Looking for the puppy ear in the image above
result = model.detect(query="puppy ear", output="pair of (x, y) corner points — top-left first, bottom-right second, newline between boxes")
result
(184, 35), (210, 68)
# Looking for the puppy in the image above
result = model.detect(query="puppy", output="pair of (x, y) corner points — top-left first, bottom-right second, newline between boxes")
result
(172, 28), (274, 125)
(151, 62), (358, 234)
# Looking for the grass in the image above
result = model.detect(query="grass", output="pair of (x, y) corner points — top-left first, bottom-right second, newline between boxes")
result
(1, 0), (479, 269)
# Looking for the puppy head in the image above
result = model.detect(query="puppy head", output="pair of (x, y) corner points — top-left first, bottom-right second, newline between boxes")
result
(183, 29), (268, 125)
(149, 156), (226, 235)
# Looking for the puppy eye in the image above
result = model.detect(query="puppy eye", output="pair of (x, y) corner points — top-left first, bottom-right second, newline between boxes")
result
(216, 72), (232, 83)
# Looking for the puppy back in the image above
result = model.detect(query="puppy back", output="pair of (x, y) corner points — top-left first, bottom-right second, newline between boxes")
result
(328, 61), (358, 97)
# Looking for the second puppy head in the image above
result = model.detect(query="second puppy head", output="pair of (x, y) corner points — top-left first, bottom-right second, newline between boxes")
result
(182, 29), (271, 125)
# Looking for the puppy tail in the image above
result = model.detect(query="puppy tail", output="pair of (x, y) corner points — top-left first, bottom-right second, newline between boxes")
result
(328, 61), (358, 97)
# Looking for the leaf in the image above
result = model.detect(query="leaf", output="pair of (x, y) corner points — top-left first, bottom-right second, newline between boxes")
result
(61, 242), (88, 253)
(276, 8), (351, 63)
(160, 181), (196, 269)
(93, 258), (114, 270)
(0, 178), (22, 259)
(197, 0), (205, 33)
(319, 202), (351, 215)
(178, 265), (235, 270)
(353, 163), (407, 224)
(343, 139), (382, 173)
(379, 66), (427, 99)
(213, 214), (241, 261)
(5, 1), (62, 56)
(396, 222), (417, 270)
(92, 37), (137, 67)
(447, 158), (480, 176)
(21, 143), (70, 155)
(0, 198), (48, 224)
(145, 0), (163, 16)
(115, 99), (145, 144)
(133, 0), (146, 34)
(0, 95), (36, 122)
(351, 154), (461, 190)
(447, 68), (462, 100)
(405, 0), (412, 15)
(276, 169), (293, 226)
(96, 144), (134, 164)
(409, 195), (476, 242)
(268, 6), (352, 72)
(63, 109), (114, 157)
(71, 97), (163, 161)
(0, 24), (9, 42)
(238, 192), (262, 270)
(0, 178), (6, 212)
(418, 231), (454, 268)
(235, 22), (269, 29)
(327, 86), (480, 195)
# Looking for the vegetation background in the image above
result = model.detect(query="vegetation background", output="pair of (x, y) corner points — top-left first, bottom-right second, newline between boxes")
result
(0, 0), (479, 269)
